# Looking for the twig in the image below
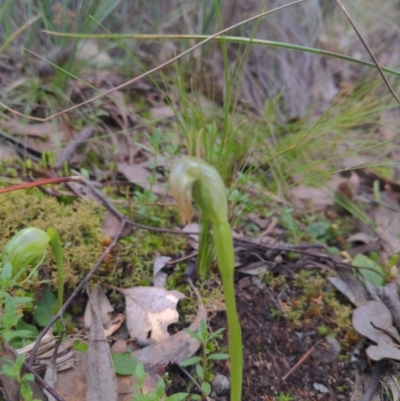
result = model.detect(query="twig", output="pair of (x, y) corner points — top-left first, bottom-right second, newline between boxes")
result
(28, 220), (127, 367)
(81, 175), (197, 234)
(6, 344), (66, 401)
(0, 176), (84, 194)
(335, 0), (400, 103)
(282, 339), (324, 381)
(167, 251), (199, 266)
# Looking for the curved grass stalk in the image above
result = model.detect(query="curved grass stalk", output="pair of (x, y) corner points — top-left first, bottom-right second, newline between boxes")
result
(170, 157), (242, 401)
(42, 31), (400, 79)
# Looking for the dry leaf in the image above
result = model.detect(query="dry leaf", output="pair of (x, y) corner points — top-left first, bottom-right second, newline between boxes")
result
(328, 265), (368, 307)
(377, 283), (400, 332)
(132, 283), (206, 370)
(289, 184), (334, 210)
(153, 256), (171, 288)
(102, 211), (132, 238)
(352, 300), (395, 343)
(44, 351), (57, 401)
(119, 287), (185, 344)
(0, 120), (55, 137)
(117, 163), (167, 196)
(366, 332), (400, 361)
(84, 285), (114, 329)
(86, 300), (118, 401)
(149, 106), (175, 120)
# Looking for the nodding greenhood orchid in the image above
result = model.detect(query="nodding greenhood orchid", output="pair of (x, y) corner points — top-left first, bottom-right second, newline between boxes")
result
(2, 227), (50, 278)
(170, 157), (243, 401)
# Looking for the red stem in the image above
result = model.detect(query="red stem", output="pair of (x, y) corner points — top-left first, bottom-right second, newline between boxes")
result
(0, 176), (83, 194)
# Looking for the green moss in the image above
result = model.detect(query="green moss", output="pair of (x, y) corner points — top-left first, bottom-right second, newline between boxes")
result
(0, 191), (105, 288)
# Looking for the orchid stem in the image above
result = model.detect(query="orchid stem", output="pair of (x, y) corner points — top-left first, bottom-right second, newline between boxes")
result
(213, 221), (243, 401)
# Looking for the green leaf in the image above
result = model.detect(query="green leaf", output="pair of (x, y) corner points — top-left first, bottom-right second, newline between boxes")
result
(34, 289), (58, 328)
(3, 330), (34, 342)
(199, 319), (208, 342)
(73, 342), (88, 353)
(184, 328), (202, 342)
(208, 353), (230, 360)
(0, 364), (14, 377)
(195, 364), (204, 380)
(165, 393), (188, 401)
(190, 395), (201, 400)
(208, 327), (225, 341)
(111, 353), (138, 376)
(134, 360), (147, 381)
(179, 356), (202, 367)
(306, 221), (331, 239)
(201, 381), (211, 396)
(16, 318), (39, 337)
(21, 373), (35, 382)
(20, 381), (34, 400)
(1, 261), (13, 281)
(352, 254), (385, 287)
(133, 394), (153, 401)
(14, 354), (25, 371)
(155, 378), (165, 398)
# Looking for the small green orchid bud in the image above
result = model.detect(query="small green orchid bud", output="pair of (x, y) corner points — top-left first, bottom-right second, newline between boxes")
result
(169, 157), (228, 224)
(2, 227), (50, 277)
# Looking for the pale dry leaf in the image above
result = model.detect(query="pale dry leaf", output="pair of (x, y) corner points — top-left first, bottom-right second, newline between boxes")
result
(54, 350), (134, 401)
(0, 144), (19, 161)
(149, 106), (175, 120)
(0, 120), (55, 137)
(43, 352), (57, 401)
(54, 351), (86, 401)
(366, 332), (400, 361)
(289, 184), (334, 210)
(153, 256), (171, 288)
(352, 300), (395, 343)
(183, 223), (200, 250)
(84, 285), (114, 329)
(378, 283), (400, 332)
(104, 313), (126, 337)
(86, 300), (118, 401)
(117, 162), (167, 196)
(328, 267), (368, 307)
(121, 287), (185, 343)
(102, 210), (132, 238)
(132, 283), (206, 370)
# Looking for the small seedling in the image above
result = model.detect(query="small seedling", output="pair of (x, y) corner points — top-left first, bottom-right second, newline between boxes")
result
(180, 319), (229, 399)
(277, 391), (293, 401)
(131, 359), (188, 401)
(0, 355), (40, 401)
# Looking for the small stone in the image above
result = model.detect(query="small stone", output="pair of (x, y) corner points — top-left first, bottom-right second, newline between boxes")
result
(211, 373), (230, 396)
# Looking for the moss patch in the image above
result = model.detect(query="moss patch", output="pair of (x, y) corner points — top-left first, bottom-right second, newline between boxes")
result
(0, 190), (105, 288)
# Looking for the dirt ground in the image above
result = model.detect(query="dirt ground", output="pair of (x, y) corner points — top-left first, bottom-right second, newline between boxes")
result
(166, 272), (362, 401)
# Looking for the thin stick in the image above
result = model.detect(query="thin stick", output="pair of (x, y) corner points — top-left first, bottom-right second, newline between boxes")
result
(282, 339), (324, 381)
(6, 344), (66, 401)
(335, 0), (400, 103)
(0, 0), (307, 122)
(28, 220), (126, 367)
(0, 176), (83, 194)
(80, 175), (198, 235)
